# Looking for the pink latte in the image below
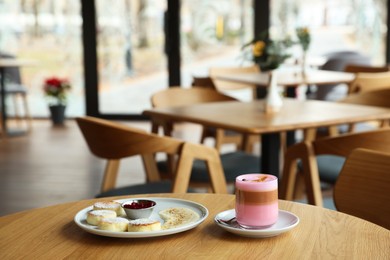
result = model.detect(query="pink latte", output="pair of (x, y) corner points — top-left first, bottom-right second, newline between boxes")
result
(235, 174), (278, 228)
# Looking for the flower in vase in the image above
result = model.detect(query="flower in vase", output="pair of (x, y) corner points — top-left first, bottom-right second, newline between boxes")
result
(242, 30), (293, 71)
(43, 77), (71, 106)
(296, 27), (311, 51)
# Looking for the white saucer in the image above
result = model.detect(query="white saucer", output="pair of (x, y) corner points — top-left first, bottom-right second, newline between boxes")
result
(214, 209), (299, 238)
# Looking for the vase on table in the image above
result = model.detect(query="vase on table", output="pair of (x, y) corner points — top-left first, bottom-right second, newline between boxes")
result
(264, 69), (283, 113)
(49, 104), (66, 125)
(301, 51), (307, 78)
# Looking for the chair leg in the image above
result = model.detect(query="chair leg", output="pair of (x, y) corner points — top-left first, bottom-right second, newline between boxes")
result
(21, 93), (32, 131)
(101, 160), (120, 192)
(12, 95), (21, 127)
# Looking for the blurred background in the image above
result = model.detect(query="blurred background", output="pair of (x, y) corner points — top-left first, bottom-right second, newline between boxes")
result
(0, 0), (387, 117)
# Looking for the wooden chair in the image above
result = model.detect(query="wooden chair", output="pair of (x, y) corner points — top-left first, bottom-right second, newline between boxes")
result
(316, 88), (390, 139)
(280, 128), (390, 207)
(151, 87), (242, 152)
(334, 148), (390, 230)
(348, 71), (390, 94)
(344, 63), (390, 73)
(150, 87), (260, 187)
(191, 76), (217, 90)
(189, 80), (260, 153)
(209, 65), (260, 100)
(340, 88), (390, 132)
(76, 116), (228, 197)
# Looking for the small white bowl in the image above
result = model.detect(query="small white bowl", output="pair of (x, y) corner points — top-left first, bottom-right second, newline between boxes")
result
(121, 199), (156, 219)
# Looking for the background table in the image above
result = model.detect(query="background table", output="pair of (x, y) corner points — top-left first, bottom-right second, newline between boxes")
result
(217, 69), (355, 97)
(144, 99), (390, 176)
(0, 193), (388, 259)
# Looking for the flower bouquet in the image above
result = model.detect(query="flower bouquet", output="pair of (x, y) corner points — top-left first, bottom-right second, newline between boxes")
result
(241, 31), (293, 71)
(296, 27), (311, 52)
(295, 27), (311, 75)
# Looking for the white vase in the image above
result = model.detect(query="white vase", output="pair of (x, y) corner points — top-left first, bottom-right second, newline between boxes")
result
(264, 69), (283, 113)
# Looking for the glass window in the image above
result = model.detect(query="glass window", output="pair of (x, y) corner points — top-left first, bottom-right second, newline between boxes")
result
(180, 0), (254, 101)
(0, 0), (83, 117)
(271, 0), (387, 65)
(96, 0), (168, 115)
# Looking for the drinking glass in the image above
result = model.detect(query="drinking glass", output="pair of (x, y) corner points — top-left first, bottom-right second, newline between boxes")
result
(235, 173), (278, 228)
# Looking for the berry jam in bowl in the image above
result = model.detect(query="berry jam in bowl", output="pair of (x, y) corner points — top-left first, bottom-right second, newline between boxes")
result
(121, 199), (156, 219)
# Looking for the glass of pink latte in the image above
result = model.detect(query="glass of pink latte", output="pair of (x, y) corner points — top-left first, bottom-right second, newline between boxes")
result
(235, 173), (278, 228)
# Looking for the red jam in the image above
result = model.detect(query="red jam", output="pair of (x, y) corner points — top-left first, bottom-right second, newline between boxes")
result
(123, 200), (155, 209)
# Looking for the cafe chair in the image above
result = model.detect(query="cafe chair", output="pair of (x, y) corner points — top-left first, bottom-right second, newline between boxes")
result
(344, 63), (390, 74)
(191, 76), (217, 90)
(312, 50), (370, 101)
(280, 128), (390, 207)
(189, 80), (259, 153)
(316, 88), (390, 139)
(209, 65), (260, 100)
(76, 116), (228, 197)
(347, 71), (390, 94)
(0, 52), (32, 131)
(151, 86), (258, 153)
(339, 88), (390, 132)
(334, 148), (390, 230)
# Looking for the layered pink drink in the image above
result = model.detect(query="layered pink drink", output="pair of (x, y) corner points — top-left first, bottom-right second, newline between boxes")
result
(235, 174), (278, 228)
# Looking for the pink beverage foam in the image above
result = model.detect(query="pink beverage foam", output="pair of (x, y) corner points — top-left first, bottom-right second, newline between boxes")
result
(235, 174), (278, 228)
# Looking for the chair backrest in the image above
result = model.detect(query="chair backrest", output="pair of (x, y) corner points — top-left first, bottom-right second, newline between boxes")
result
(76, 116), (228, 194)
(344, 64), (390, 73)
(322, 51), (371, 71)
(348, 71), (390, 94)
(151, 87), (237, 108)
(314, 51), (370, 100)
(339, 88), (390, 108)
(280, 128), (390, 207)
(191, 76), (217, 90)
(334, 148), (390, 230)
(0, 52), (22, 84)
(209, 65), (260, 99)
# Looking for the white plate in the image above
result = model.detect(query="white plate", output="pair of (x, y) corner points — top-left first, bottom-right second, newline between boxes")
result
(214, 209), (299, 238)
(74, 197), (208, 238)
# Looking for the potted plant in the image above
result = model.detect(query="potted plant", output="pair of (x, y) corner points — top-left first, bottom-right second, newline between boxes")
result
(43, 77), (71, 125)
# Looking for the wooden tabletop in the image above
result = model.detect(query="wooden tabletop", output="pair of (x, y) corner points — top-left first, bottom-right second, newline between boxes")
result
(0, 58), (37, 68)
(143, 99), (390, 135)
(217, 69), (355, 87)
(0, 193), (388, 259)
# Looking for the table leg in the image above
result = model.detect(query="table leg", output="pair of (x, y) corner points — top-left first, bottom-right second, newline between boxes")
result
(256, 87), (267, 99)
(261, 132), (280, 178)
(286, 86), (297, 146)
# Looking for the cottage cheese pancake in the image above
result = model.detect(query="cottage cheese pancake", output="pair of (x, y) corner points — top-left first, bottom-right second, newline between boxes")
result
(86, 210), (117, 225)
(98, 217), (129, 232)
(127, 218), (162, 232)
(159, 207), (200, 230)
(93, 201), (125, 216)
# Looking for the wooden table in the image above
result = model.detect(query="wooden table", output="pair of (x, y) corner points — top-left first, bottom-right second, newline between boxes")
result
(0, 58), (36, 136)
(0, 193), (388, 259)
(143, 99), (390, 176)
(217, 69), (355, 97)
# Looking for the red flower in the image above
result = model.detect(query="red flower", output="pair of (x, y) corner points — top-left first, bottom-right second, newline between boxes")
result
(43, 76), (71, 105)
